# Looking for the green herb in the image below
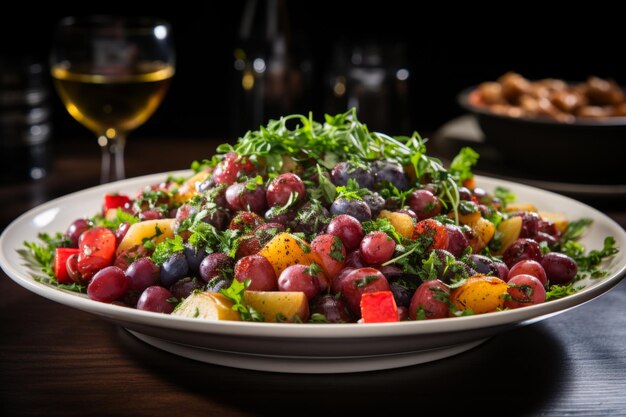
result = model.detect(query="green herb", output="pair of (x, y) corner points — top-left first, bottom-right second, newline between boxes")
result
(309, 313), (330, 323)
(449, 147), (479, 182)
(545, 283), (579, 301)
(414, 306), (427, 321)
(335, 178), (365, 201)
(91, 208), (139, 230)
(355, 275), (379, 288)
(561, 218), (593, 242)
(151, 235), (185, 265)
(562, 236), (618, 278)
(219, 279), (264, 322)
(22, 232), (71, 278)
(329, 236), (346, 262)
(494, 186), (516, 209)
(362, 218), (403, 244)
(316, 164), (336, 203)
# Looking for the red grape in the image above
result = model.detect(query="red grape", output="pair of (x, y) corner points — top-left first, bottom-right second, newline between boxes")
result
(326, 214), (363, 252)
(507, 260), (547, 286)
(409, 280), (450, 320)
(504, 274), (546, 309)
(234, 254), (277, 291)
(277, 264), (327, 300)
(266, 173), (306, 208)
(360, 231), (396, 264)
(87, 266), (129, 303)
(339, 267), (390, 317)
(407, 189), (441, 220)
(311, 234), (346, 280)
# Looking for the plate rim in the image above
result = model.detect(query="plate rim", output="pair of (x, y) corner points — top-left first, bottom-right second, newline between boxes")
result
(1, 171), (625, 340)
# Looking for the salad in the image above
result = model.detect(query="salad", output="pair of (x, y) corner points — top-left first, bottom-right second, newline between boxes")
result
(23, 110), (618, 323)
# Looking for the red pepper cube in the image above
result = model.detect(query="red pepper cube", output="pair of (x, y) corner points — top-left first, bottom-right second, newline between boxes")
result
(53, 248), (80, 284)
(103, 194), (131, 213)
(360, 291), (399, 323)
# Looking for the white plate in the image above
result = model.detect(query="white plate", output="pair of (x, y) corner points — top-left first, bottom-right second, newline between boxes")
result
(1, 172), (625, 373)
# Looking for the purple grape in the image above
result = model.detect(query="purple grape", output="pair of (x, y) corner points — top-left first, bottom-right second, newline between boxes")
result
(169, 277), (205, 300)
(330, 198), (371, 222)
(503, 238), (543, 268)
(371, 159), (409, 190)
(541, 252), (578, 284)
(160, 252), (189, 287)
(445, 224), (470, 258)
(407, 189), (441, 220)
(136, 286), (175, 314)
(126, 257), (160, 292)
(199, 253), (233, 282)
(65, 218), (90, 247)
(330, 162), (374, 189)
(184, 243), (207, 274)
(310, 294), (352, 323)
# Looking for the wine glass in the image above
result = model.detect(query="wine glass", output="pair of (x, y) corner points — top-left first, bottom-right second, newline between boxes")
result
(50, 16), (175, 183)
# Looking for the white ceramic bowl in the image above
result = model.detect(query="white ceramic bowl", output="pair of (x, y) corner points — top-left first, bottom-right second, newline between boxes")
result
(1, 171), (624, 373)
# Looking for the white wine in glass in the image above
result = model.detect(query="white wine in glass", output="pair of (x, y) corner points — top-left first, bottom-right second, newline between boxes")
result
(51, 16), (175, 183)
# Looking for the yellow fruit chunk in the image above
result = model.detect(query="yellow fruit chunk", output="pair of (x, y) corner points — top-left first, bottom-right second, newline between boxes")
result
(451, 275), (508, 314)
(456, 210), (481, 226)
(116, 218), (175, 256)
(473, 217), (496, 245)
(495, 216), (522, 255)
(258, 232), (319, 277)
(243, 291), (309, 322)
(378, 210), (415, 239)
(538, 211), (569, 233)
(172, 170), (210, 203)
(505, 203), (538, 213)
(172, 292), (241, 321)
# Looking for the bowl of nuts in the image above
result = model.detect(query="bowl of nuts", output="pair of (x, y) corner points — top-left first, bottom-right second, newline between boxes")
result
(458, 72), (626, 183)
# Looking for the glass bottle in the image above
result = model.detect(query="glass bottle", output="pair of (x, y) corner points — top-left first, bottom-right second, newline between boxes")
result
(230, 0), (310, 135)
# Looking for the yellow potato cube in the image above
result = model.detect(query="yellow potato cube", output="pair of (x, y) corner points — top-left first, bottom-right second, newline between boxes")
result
(172, 292), (240, 321)
(451, 275), (508, 314)
(257, 232), (319, 277)
(243, 291), (309, 322)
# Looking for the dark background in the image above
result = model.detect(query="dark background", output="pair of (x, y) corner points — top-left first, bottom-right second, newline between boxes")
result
(2, 2), (625, 143)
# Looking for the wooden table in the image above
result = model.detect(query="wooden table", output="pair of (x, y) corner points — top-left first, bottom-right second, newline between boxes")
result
(1, 138), (625, 417)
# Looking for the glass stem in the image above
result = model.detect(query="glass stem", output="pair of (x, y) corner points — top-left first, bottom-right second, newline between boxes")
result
(99, 134), (126, 183)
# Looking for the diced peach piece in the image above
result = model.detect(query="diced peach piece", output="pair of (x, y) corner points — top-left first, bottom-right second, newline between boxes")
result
(378, 210), (415, 239)
(172, 170), (211, 203)
(538, 211), (569, 233)
(257, 232), (319, 277)
(505, 203), (538, 213)
(450, 275), (508, 314)
(116, 219), (175, 256)
(243, 291), (309, 322)
(495, 216), (522, 255)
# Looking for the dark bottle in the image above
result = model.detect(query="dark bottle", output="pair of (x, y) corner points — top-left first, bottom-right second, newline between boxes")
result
(230, 0), (311, 135)
(0, 56), (52, 182)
